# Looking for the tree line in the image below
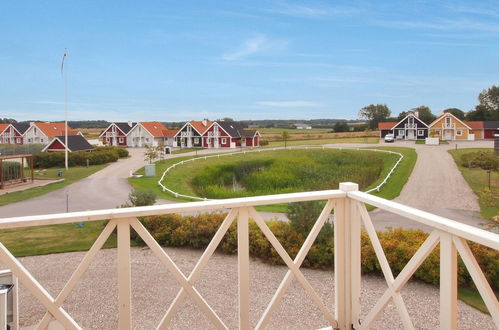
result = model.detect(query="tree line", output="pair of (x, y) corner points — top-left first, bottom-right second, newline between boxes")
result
(359, 85), (499, 129)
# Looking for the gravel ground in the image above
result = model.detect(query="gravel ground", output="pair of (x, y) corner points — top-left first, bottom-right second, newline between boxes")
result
(6, 247), (494, 329)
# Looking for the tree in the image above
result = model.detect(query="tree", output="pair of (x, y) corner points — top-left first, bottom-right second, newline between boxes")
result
(478, 85), (499, 113)
(397, 111), (409, 121)
(465, 104), (489, 121)
(333, 121), (349, 132)
(144, 145), (161, 164)
(413, 106), (436, 125)
(281, 130), (290, 148)
(443, 108), (465, 120)
(358, 104), (391, 130)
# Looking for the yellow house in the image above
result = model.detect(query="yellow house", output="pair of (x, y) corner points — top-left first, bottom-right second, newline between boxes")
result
(429, 113), (472, 140)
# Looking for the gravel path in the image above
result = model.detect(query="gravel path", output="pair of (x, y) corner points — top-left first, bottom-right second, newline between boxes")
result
(8, 247), (494, 329)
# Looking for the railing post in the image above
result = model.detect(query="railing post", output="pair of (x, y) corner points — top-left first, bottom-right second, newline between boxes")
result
(335, 182), (360, 329)
(117, 219), (132, 330)
(238, 208), (250, 330)
(440, 232), (457, 330)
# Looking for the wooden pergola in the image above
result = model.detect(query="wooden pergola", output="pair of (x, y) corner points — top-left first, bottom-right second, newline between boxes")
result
(0, 154), (34, 189)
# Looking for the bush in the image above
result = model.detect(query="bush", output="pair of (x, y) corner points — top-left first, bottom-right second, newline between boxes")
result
(460, 151), (498, 171)
(33, 148), (121, 168)
(133, 213), (499, 291)
(259, 139), (269, 146)
(2, 161), (22, 181)
(127, 189), (157, 207)
(94, 146), (129, 158)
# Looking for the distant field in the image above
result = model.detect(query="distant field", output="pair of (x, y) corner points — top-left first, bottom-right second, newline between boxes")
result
(79, 128), (103, 139)
(261, 130), (379, 142)
(258, 128), (331, 134)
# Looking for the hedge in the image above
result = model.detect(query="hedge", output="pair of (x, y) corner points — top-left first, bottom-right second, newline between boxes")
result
(2, 161), (22, 181)
(133, 213), (499, 291)
(33, 146), (128, 168)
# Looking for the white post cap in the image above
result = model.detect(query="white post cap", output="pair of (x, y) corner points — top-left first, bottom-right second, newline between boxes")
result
(339, 182), (359, 192)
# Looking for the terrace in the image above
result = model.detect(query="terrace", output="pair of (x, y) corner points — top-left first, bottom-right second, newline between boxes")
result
(0, 183), (497, 329)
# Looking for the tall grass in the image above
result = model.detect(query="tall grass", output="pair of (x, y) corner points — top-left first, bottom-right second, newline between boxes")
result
(191, 150), (385, 198)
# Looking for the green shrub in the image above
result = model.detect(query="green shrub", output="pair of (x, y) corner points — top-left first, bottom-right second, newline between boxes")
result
(133, 213), (499, 291)
(33, 149), (121, 168)
(95, 146), (129, 158)
(2, 161), (22, 181)
(259, 139), (269, 146)
(460, 151), (498, 171)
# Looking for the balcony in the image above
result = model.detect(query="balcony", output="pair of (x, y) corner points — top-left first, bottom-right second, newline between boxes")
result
(404, 123), (417, 129)
(442, 123), (455, 129)
(0, 183), (497, 329)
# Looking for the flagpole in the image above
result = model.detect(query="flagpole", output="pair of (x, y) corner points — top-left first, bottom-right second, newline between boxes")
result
(62, 49), (68, 170)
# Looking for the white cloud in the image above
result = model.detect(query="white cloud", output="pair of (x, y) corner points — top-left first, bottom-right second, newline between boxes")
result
(256, 101), (321, 107)
(222, 34), (286, 61)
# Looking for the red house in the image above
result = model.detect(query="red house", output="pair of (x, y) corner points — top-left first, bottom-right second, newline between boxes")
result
(0, 123), (24, 144)
(99, 122), (137, 146)
(42, 135), (94, 152)
(202, 121), (260, 148)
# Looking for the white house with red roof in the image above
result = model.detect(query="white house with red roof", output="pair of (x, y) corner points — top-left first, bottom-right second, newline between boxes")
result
(127, 122), (176, 147)
(22, 122), (81, 145)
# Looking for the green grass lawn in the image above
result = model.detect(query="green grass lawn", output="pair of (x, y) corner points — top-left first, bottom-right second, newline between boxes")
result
(448, 148), (498, 219)
(458, 287), (498, 314)
(415, 139), (449, 144)
(0, 220), (118, 257)
(172, 147), (204, 154)
(0, 165), (107, 207)
(268, 136), (379, 147)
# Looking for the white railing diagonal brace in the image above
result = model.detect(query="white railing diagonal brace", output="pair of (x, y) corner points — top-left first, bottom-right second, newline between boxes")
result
(356, 202), (414, 330)
(0, 243), (81, 330)
(37, 220), (117, 329)
(250, 201), (336, 329)
(130, 219), (228, 330)
(156, 209), (238, 330)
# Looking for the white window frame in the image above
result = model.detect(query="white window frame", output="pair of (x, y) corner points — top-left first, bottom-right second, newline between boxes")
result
(417, 130), (424, 136)
(145, 138), (150, 142)
(456, 130), (462, 136)
(446, 117), (451, 125)
(119, 137), (124, 143)
(194, 137), (199, 144)
(221, 138), (227, 144)
(398, 129), (404, 136)
(16, 138), (21, 143)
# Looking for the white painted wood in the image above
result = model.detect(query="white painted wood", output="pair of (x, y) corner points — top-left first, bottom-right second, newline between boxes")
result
(0, 290), (7, 330)
(0, 190), (346, 230)
(357, 203), (414, 330)
(348, 191), (499, 250)
(439, 232), (457, 330)
(253, 201), (336, 329)
(334, 196), (347, 329)
(238, 208), (250, 330)
(157, 209), (238, 329)
(0, 244), (80, 329)
(117, 219), (132, 330)
(453, 236), (499, 327)
(130, 219), (228, 330)
(350, 200), (361, 329)
(359, 231), (440, 329)
(251, 209), (336, 326)
(37, 220), (117, 329)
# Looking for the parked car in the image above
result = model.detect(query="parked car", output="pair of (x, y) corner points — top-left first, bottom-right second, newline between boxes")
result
(384, 134), (395, 143)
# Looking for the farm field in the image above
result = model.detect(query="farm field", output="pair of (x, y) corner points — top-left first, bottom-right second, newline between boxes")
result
(260, 129), (378, 142)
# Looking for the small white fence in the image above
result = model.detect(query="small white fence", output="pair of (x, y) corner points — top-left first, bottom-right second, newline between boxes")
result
(158, 146), (404, 201)
(0, 183), (497, 329)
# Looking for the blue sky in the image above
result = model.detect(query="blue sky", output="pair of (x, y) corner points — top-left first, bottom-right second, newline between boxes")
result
(1, 1), (498, 122)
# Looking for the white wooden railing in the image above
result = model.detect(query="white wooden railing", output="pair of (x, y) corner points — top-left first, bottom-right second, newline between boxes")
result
(0, 183), (497, 329)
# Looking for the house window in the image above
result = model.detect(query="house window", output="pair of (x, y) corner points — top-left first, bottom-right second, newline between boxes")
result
(194, 138), (199, 144)
(446, 117), (451, 125)
(434, 130), (440, 136)
(16, 138), (20, 143)
(119, 137), (124, 143)
(398, 129), (404, 136)
(417, 130), (424, 136)
(221, 138), (227, 144)
(146, 138), (149, 142)
(41, 139), (44, 142)
(28, 138), (32, 142)
(456, 130), (462, 136)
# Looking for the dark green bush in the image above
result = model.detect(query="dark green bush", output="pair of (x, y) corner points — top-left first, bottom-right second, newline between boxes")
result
(461, 151), (498, 171)
(95, 146), (129, 158)
(33, 149), (120, 168)
(2, 161), (22, 181)
(133, 213), (499, 291)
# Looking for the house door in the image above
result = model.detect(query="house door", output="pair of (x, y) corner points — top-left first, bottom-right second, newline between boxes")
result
(444, 130), (452, 140)
(407, 130), (415, 140)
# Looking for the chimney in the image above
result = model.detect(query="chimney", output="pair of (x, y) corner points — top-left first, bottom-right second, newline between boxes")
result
(202, 119), (208, 126)
(128, 121), (133, 127)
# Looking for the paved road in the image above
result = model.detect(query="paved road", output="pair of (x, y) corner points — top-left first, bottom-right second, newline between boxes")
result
(0, 148), (148, 218)
(367, 140), (495, 231)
